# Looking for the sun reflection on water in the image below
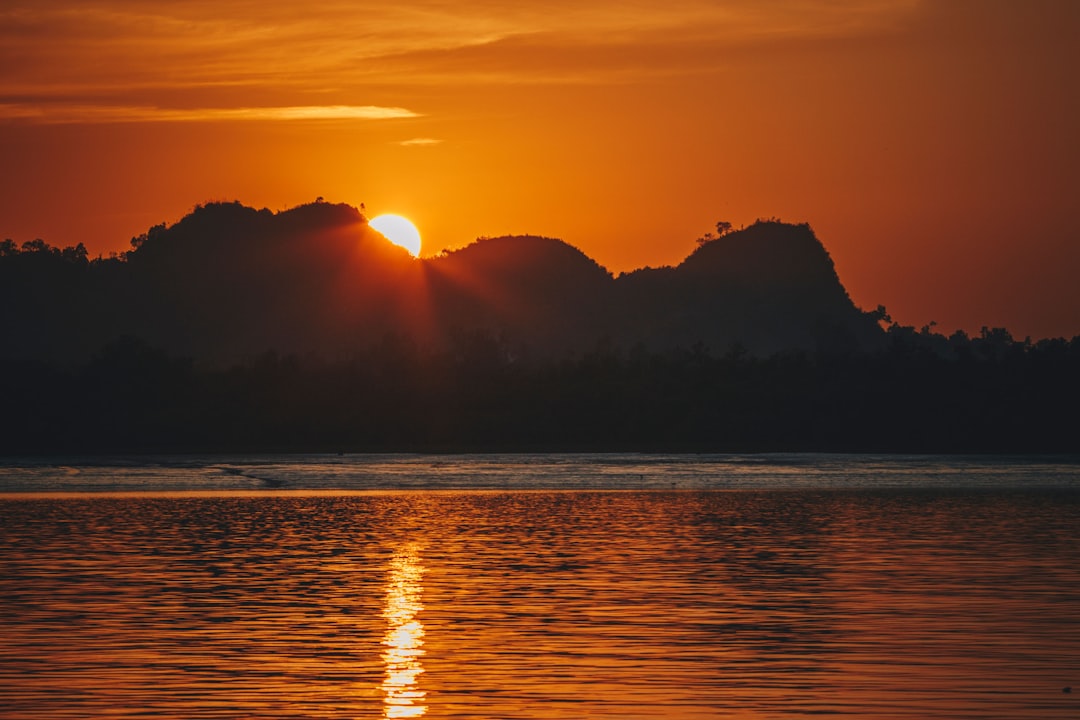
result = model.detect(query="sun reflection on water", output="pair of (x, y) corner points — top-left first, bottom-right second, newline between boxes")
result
(381, 544), (427, 718)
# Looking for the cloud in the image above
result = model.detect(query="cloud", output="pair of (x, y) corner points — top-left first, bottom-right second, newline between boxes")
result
(399, 137), (442, 146)
(0, 103), (419, 123)
(0, 1), (924, 99)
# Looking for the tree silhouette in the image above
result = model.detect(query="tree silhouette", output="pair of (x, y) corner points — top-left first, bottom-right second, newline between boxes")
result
(1, 201), (1076, 454)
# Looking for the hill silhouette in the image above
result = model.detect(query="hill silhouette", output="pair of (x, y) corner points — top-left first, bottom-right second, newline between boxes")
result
(614, 221), (876, 355)
(2, 200), (1076, 454)
(0, 200), (882, 364)
(423, 234), (615, 358)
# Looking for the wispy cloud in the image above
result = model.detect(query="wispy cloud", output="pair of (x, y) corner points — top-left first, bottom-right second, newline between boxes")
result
(0, 1), (923, 94)
(399, 137), (442, 146)
(0, 103), (419, 123)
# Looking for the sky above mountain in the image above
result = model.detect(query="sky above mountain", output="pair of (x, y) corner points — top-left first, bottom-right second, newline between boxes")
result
(1, 0), (1077, 338)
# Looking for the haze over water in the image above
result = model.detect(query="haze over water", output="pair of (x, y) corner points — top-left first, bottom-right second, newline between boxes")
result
(1, 455), (1078, 718)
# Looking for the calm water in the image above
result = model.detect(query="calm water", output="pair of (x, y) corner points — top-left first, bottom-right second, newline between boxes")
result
(1, 455), (1079, 718)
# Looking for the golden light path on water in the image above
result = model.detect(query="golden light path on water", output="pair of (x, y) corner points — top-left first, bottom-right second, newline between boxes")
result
(382, 544), (427, 718)
(1, 482), (1079, 718)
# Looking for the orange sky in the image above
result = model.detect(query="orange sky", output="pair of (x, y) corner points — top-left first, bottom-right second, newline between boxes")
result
(1, 0), (1078, 338)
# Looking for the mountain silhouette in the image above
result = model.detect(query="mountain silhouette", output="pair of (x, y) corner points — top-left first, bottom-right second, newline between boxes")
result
(121, 201), (419, 361)
(614, 221), (876, 355)
(0, 200), (881, 364)
(3, 200), (1078, 454)
(423, 234), (616, 358)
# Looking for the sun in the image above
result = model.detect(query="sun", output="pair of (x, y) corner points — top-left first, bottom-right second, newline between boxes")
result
(370, 214), (421, 257)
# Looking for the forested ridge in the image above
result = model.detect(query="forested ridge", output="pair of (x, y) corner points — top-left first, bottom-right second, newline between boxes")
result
(2, 201), (1076, 454)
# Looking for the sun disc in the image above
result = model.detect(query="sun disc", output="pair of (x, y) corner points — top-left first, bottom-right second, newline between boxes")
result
(370, 214), (421, 256)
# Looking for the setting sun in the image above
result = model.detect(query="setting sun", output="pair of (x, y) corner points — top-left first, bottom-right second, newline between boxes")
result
(371, 214), (422, 257)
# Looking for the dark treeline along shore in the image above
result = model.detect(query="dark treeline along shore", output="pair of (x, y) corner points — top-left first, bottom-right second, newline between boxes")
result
(2, 200), (1077, 454)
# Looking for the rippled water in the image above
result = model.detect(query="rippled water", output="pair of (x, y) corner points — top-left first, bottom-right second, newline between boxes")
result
(1, 456), (1079, 718)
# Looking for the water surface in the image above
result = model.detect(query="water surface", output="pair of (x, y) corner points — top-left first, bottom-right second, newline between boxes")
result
(1, 456), (1078, 718)
(1, 453), (1077, 493)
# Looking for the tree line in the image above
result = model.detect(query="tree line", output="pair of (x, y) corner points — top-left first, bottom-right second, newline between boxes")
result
(3, 202), (1076, 454)
(2, 326), (1076, 454)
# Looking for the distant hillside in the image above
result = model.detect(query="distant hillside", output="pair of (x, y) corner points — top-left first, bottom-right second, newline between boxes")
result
(423, 235), (614, 357)
(3, 201), (1079, 454)
(0, 200), (880, 364)
(2, 201), (416, 363)
(615, 221), (877, 355)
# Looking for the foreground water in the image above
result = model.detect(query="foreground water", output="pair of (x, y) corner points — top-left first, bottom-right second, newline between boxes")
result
(1, 455), (1078, 718)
